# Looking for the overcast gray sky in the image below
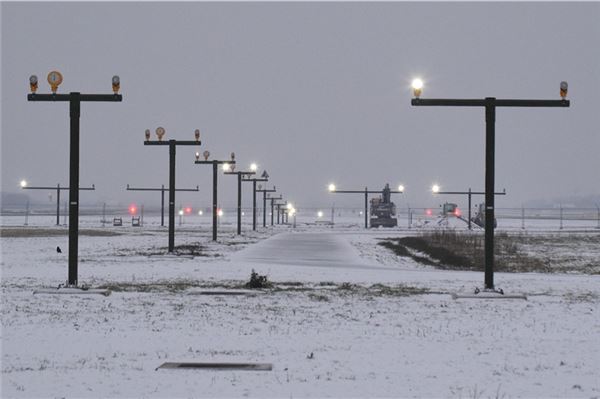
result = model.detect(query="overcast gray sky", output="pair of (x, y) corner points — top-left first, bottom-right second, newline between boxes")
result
(2, 2), (599, 210)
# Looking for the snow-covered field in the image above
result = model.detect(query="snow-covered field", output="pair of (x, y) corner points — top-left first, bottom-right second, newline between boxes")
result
(1, 218), (599, 398)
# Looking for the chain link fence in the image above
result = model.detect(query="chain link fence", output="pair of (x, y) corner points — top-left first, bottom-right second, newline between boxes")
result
(3, 203), (600, 230)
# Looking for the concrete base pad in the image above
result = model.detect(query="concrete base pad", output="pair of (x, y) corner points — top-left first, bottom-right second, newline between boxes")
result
(157, 362), (272, 371)
(148, 254), (195, 259)
(187, 289), (263, 296)
(33, 287), (111, 296)
(452, 290), (527, 300)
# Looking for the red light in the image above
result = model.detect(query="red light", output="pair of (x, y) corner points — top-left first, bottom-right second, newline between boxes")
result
(426, 209), (432, 216)
(184, 207), (192, 215)
(454, 208), (461, 217)
(129, 204), (137, 215)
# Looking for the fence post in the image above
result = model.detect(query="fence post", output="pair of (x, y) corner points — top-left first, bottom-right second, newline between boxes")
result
(559, 205), (563, 230)
(331, 203), (335, 226)
(24, 200), (30, 226)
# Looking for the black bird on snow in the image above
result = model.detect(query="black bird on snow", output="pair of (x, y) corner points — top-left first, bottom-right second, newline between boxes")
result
(56, 246), (62, 253)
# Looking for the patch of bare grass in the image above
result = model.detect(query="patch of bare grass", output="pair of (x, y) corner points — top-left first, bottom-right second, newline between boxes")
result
(98, 279), (230, 293)
(97, 279), (429, 299)
(1, 228), (121, 238)
(333, 282), (429, 297)
(379, 231), (557, 273)
(308, 293), (330, 302)
(381, 231), (600, 274)
(564, 291), (599, 303)
(368, 283), (429, 297)
(114, 243), (219, 257)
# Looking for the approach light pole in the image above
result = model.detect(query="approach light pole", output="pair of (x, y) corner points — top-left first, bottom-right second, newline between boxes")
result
(257, 185), (276, 228)
(27, 71), (122, 287)
(286, 203), (297, 228)
(327, 183), (404, 228)
(411, 79), (570, 291)
(20, 181), (95, 226)
(242, 168), (269, 231)
(224, 166), (256, 235)
(280, 205), (288, 224)
(274, 200), (287, 224)
(143, 128), (201, 252)
(126, 184), (199, 227)
(431, 185), (507, 230)
(268, 194), (283, 226)
(195, 151), (236, 241)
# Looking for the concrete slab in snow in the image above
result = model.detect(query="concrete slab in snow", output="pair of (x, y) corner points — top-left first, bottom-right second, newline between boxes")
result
(157, 362), (273, 371)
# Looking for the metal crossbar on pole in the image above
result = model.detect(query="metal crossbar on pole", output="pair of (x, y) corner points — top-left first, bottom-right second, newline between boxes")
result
(412, 95), (569, 290)
(257, 186), (276, 228)
(28, 88), (121, 286)
(144, 137), (201, 252)
(126, 184), (199, 227)
(268, 195), (282, 226)
(224, 171), (256, 235)
(274, 200), (287, 225)
(329, 187), (404, 228)
(21, 183), (95, 226)
(195, 159), (235, 241)
(242, 177), (269, 231)
(434, 188), (506, 230)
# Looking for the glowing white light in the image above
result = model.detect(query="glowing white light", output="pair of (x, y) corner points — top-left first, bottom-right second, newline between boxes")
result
(412, 78), (423, 98)
(250, 163), (258, 172)
(317, 211), (323, 218)
(328, 183), (336, 192)
(20, 180), (28, 188)
(218, 209), (224, 217)
(432, 184), (440, 193)
(222, 163), (231, 172)
(178, 209), (184, 216)
(198, 210), (203, 216)
(398, 185), (405, 192)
